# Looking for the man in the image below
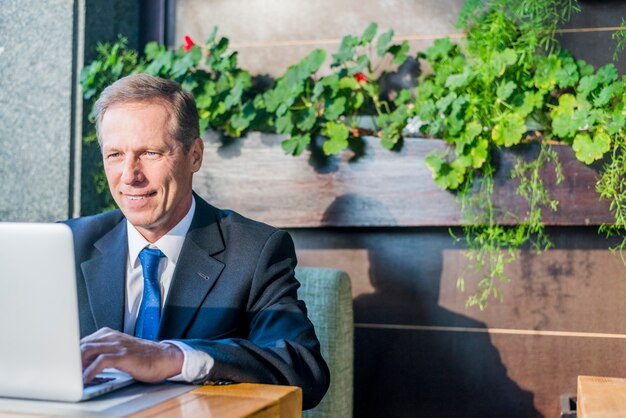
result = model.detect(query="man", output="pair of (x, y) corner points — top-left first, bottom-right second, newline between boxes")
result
(65, 73), (330, 409)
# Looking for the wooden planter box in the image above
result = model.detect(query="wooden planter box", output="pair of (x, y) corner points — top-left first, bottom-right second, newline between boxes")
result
(194, 131), (613, 228)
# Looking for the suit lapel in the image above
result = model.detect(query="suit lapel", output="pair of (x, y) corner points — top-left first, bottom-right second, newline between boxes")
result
(80, 220), (127, 331)
(159, 197), (225, 339)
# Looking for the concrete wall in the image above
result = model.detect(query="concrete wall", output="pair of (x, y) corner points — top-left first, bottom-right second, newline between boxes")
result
(0, 0), (80, 222)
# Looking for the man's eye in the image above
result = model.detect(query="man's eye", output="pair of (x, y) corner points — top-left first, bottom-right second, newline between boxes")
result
(106, 153), (121, 159)
(144, 151), (160, 158)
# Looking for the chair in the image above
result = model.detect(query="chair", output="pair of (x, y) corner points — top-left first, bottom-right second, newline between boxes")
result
(296, 266), (354, 418)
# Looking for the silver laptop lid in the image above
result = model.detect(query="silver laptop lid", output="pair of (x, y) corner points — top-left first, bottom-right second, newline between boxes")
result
(0, 222), (84, 401)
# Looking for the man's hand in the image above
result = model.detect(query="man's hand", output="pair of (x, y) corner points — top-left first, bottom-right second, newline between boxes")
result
(80, 327), (184, 383)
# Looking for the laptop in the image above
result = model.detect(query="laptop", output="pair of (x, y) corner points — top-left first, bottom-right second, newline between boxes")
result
(0, 222), (134, 402)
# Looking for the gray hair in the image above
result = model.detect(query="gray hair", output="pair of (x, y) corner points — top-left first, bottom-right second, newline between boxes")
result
(94, 73), (200, 153)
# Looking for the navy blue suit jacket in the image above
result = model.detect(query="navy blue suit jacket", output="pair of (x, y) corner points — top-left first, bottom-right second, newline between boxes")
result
(64, 196), (330, 409)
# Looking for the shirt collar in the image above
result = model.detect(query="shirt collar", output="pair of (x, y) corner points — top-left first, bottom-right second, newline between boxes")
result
(127, 196), (196, 267)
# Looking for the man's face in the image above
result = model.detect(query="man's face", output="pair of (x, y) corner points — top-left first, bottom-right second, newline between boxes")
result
(100, 101), (203, 242)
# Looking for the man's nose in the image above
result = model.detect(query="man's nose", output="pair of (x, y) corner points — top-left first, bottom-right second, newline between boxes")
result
(120, 157), (144, 184)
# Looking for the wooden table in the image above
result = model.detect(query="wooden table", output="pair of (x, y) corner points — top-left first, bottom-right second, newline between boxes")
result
(0, 383), (302, 418)
(133, 383), (302, 418)
(577, 375), (626, 417)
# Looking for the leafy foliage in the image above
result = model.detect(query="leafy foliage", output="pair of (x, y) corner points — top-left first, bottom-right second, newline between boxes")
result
(255, 22), (411, 156)
(415, 0), (626, 307)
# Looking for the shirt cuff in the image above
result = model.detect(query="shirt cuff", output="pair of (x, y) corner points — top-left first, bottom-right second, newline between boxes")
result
(162, 340), (214, 382)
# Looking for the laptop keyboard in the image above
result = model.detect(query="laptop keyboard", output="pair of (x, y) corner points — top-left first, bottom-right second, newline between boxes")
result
(84, 376), (115, 387)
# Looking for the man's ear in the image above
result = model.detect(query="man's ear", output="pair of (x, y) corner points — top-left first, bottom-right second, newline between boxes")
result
(190, 137), (204, 172)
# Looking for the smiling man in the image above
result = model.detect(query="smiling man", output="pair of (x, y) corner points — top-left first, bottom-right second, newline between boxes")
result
(65, 74), (329, 409)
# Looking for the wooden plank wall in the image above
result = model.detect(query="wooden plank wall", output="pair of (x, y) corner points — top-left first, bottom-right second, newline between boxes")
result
(180, 1), (626, 417)
(194, 133), (626, 418)
(195, 133), (612, 227)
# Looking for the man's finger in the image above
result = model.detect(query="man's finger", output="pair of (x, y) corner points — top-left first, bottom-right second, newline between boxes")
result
(80, 341), (123, 367)
(82, 352), (127, 383)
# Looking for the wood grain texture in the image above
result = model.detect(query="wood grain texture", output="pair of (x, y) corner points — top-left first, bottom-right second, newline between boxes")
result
(194, 132), (612, 227)
(577, 375), (626, 418)
(131, 383), (301, 418)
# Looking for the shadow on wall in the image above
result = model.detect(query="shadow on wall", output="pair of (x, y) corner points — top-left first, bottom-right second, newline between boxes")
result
(321, 195), (541, 418)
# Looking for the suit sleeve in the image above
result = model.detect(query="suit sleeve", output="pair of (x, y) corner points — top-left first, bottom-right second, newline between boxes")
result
(173, 230), (331, 410)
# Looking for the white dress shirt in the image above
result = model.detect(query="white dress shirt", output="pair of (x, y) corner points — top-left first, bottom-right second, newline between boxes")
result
(123, 197), (214, 382)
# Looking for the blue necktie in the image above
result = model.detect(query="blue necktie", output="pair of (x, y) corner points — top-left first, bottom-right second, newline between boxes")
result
(135, 247), (165, 341)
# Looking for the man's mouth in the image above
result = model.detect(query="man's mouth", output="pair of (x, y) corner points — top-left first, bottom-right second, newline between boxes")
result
(125, 191), (157, 200)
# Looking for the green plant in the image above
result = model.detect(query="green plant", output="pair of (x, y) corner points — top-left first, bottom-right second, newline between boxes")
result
(417, 0), (626, 308)
(253, 22), (410, 156)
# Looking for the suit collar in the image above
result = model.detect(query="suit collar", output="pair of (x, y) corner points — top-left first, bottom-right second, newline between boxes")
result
(81, 219), (127, 331)
(185, 194), (225, 256)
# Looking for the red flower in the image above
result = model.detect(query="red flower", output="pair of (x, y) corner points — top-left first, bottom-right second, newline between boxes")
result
(183, 35), (195, 52)
(354, 72), (367, 83)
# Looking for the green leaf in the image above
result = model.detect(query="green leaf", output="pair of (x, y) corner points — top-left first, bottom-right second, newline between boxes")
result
(339, 76), (359, 90)
(195, 82), (216, 109)
(425, 153), (467, 190)
(347, 54), (369, 76)
(556, 60), (579, 88)
(170, 51), (196, 78)
(456, 120), (482, 154)
(572, 131), (611, 164)
(596, 64), (618, 85)
(492, 113), (526, 147)
(230, 112), (253, 135)
(144, 50), (173, 76)
(496, 81), (516, 101)
(144, 42), (162, 60)
(324, 97), (347, 120)
(304, 49), (327, 74)
(426, 38), (455, 61)
(445, 68), (471, 91)
(276, 113), (294, 134)
(418, 99), (436, 121)
(354, 91), (365, 109)
(436, 92), (457, 113)
(533, 55), (560, 91)
(282, 133), (311, 156)
(376, 29), (394, 57)
(594, 83), (617, 107)
(380, 127), (400, 149)
(425, 152), (444, 173)
(199, 118), (210, 135)
(490, 48), (517, 77)
(322, 122), (350, 155)
(389, 41), (410, 65)
(469, 138), (489, 168)
(577, 59), (594, 77)
(550, 94), (578, 138)
(606, 108), (626, 135)
(296, 107), (317, 131)
(361, 22), (378, 45)
(578, 75), (599, 98)
(313, 74), (339, 100)
(332, 35), (358, 66)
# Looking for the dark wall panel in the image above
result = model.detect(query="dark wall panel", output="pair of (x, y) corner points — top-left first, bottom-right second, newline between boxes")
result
(290, 227), (626, 417)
